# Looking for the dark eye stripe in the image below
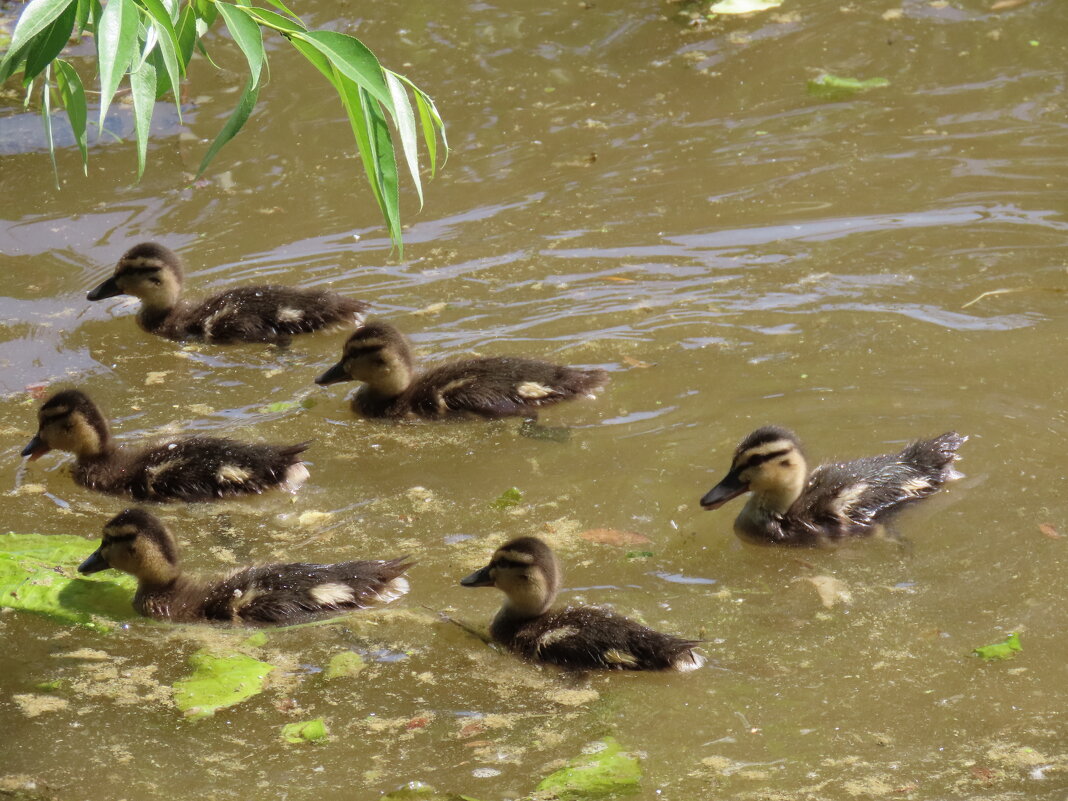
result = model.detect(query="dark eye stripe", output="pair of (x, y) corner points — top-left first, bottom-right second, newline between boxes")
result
(739, 448), (792, 470)
(103, 533), (137, 545)
(491, 558), (528, 570)
(345, 345), (386, 359)
(117, 266), (163, 277)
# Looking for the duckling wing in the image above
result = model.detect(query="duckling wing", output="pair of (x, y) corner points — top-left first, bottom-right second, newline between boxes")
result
(129, 437), (309, 502)
(796, 433), (966, 534)
(204, 558), (411, 624)
(185, 286), (367, 344)
(512, 607), (702, 671)
(407, 358), (608, 419)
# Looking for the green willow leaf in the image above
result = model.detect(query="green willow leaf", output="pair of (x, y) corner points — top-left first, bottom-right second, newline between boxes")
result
(216, 3), (264, 88)
(385, 70), (422, 206)
(195, 75), (260, 178)
(412, 91), (437, 179)
(137, 0), (184, 110)
(363, 91), (401, 252)
(295, 31), (393, 111)
(21, 1), (77, 83)
(54, 58), (88, 174)
(259, 0), (303, 23)
(74, 0), (92, 35)
(40, 68), (59, 186)
(175, 5), (197, 66)
(96, 0), (139, 132)
(241, 6), (306, 35)
(129, 60), (156, 177)
(4, 0), (76, 56)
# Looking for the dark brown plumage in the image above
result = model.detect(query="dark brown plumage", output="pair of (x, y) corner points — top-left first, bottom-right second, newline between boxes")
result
(78, 509), (411, 624)
(315, 320), (609, 420)
(87, 242), (368, 345)
(22, 389), (310, 502)
(460, 536), (705, 672)
(700, 425), (967, 545)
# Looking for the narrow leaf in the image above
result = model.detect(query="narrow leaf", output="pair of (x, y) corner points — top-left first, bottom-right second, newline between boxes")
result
(96, 0), (139, 132)
(5, 0), (76, 55)
(287, 34), (334, 82)
(192, 0), (218, 28)
(241, 5), (306, 35)
(385, 71), (422, 206)
(363, 92), (401, 254)
(40, 68), (59, 188)
(137, 0), (184, 97)
(217, 3), (264, 87)
(294, 31), (393, 111)
(412, 91), (437, 178)
(21, 1), (77, 83)
(54, 59), (88, 174)
(195, 75), (260, 178)
(129, 60), (156, 178)
(332, 71), (388, 240)
(74, 0), (92, 34)
(175, 5), (197, 66)
(260, 0), (302, 22)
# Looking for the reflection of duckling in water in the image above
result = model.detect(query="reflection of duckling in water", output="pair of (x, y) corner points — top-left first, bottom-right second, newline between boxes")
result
(701, 425), (967, 546)
(22, 389), (309, 502)
(460, 536), (705, 672)
(315, 320), (609, 420)
(79, 509), (411, 624)
(87, 242), (368, 345)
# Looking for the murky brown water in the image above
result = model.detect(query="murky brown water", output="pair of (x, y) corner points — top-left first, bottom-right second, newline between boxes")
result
(2, 0), (1067, 798)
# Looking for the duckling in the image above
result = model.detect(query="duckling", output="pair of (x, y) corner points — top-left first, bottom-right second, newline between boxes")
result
(460, 536), (705, 672)
(79, 509), (411, 624)
(700, 426), (967, 546)
(22, 389), (310, 502)
(87, 242), (369, 345)
(315, 320), (609, 420)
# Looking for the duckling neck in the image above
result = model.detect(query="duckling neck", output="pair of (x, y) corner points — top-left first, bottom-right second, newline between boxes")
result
(137, 301), (182, 334)
(363, 363), (413, 399)
(496, 593), (555, 624)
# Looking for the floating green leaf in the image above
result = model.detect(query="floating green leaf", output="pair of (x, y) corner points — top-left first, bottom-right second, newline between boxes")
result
(709, 0), (783, 14)
(492, 487), (523, 509)
(260, 400), (298, 414)
(535, 737), (642, 799)
(625, 551), (654, 560)
(281, 717), (328, 743)
(0, 532), (137, 629)
(173, 650), (275, 719)
(973, 632), (1022, 661)
(242, 631), (268, 648)
(807, 74), (890, 99)
(324, 650), (366, 679)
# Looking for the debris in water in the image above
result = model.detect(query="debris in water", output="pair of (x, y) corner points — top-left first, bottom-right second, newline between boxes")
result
(173, 650), (276, 719)
(972, 632), (1022, 661)
(281, 718), (328, 744)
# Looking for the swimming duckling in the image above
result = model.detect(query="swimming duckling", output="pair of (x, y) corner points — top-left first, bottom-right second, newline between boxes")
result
(87, 242), (369, 344)
(700, 426), (967, 546)
(460, 536), (705, 672)
(79, 509), (411, 624)
(22, 389), (310, 502)
(315, 320), (609, 420)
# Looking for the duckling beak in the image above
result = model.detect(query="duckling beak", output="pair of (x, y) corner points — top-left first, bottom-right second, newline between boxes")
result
(87, 275), (122, 301)
(78, 549), (110, 574)
(700, 471), (748, 510)
(314, 361), (350, 386)
(21, 434), (50, 461)
(460, 565), (494, 588)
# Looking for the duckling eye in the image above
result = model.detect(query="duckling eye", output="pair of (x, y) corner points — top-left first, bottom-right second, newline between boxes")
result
(148, 277), (162, 286)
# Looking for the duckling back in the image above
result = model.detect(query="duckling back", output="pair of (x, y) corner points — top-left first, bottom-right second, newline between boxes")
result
(499, 606), (705, 672)
(192, 558), (412, 624)
(784, 431), (967, 543)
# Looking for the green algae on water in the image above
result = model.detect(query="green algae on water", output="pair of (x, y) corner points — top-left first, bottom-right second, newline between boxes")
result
(173, 650), (275, 719)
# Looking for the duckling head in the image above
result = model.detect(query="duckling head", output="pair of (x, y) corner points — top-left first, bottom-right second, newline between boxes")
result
(22, 389), (111, 460)
(87, 242), (183, 311)
(315, 320), (414, 396)
(701, 425), (808, 515)
(461, 536), (560, 619)
(79, 508), (181, 586)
